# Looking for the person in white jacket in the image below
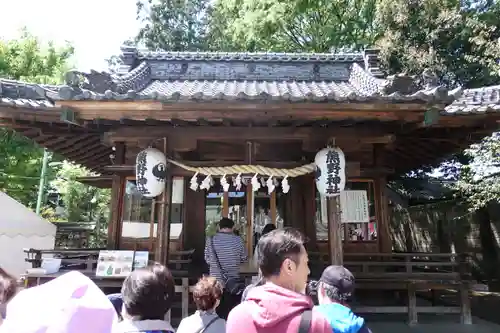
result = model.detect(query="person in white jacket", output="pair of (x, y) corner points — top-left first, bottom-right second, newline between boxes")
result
(176, 276), (225, 333)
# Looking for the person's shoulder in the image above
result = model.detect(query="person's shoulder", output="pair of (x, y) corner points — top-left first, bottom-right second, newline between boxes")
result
(227, 302), (252, 323)
(210, 317), (226, 331)
(310, 308), (333, 332)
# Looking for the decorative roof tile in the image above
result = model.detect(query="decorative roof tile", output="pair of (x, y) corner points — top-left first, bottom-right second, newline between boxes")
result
(0, 79), (55, 109)
(445, 85), (500, 114)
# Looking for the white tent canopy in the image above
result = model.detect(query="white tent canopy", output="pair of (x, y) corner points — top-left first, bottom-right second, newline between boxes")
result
(0, 192), (56, 278)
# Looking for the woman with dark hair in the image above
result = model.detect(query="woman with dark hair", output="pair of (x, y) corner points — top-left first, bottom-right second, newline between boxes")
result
(241, 224), (277, 302)
(252, 224), (276, 267)
(176, 276), (226, 333)
(116, 264), (175, 333)
(0, 267), (17, 325)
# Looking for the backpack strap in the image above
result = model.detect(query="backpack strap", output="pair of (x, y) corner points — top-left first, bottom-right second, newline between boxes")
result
(196, 316), (220, 333)
(298, 310), (313, 333)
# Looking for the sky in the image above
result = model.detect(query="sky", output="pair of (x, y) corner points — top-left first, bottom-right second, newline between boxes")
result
(0, 0), (141, 71)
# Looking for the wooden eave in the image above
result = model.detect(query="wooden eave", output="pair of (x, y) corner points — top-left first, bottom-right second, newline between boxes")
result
(1, 101), (499, 176)
(76, 176), (113, 188)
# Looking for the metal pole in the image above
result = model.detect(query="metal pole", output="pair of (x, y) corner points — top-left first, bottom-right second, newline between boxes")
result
(35, 149), (50, 215)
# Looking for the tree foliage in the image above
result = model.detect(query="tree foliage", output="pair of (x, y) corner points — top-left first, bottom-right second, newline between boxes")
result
(0, 31), (73, 206)
(0, 29), (74, 84)
(0, 31), (111, 226)
(209, 0), (379, 52)
(455, 134), (500, 210)
(135, 0), (211, 51)
(376, 0), (500, 88)
(48, 161), (110, 225)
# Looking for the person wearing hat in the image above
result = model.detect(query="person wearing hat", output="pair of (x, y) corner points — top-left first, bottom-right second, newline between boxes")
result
(314, 265), (372, 333)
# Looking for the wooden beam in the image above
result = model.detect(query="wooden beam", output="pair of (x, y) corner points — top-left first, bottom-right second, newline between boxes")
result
(57, 100), (434, 115)
(57, 137), (101, 156)
(104, 162), (393, 177)
(103, 126), (396, 145)
(302, 135), (394, 152)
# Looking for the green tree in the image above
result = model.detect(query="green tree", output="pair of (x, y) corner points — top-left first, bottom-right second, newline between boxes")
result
(455, 133), (500, 210)
(375, 0), (500, 88)
(48, 161), (110, 245)
(0, 29), (74, 84)
(0, 31), (111, 233)
(135, 0), (211, 51)
(209, 0), (379, 52)
(0, 30), (74, 206)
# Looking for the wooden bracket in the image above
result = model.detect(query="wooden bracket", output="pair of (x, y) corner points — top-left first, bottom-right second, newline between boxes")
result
(60, 107), (83, 126)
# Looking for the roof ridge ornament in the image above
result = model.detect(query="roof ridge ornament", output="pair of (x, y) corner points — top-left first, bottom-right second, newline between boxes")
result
(64, 70), (117, 94)
(363, 49), (384, 78)
(422, 68), (439, 90)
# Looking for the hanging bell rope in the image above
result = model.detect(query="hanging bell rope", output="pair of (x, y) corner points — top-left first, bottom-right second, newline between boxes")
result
(166, 158), (315, 178)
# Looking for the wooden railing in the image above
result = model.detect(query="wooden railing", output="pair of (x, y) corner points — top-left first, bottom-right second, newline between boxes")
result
(24, 248), (195, 276)
(307, 252), (472, 325)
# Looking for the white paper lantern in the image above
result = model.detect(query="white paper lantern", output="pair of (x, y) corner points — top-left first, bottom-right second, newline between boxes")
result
(314, 147), (346, 197)
(135, 148), (167, 198)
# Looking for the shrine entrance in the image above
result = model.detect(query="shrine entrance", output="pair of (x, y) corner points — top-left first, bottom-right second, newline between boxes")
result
(203, 177), (286, 258)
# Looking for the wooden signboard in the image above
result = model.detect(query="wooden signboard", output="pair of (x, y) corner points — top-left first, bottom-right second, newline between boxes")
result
(340, 190), (370, 223)
(96, 250), (149, 277)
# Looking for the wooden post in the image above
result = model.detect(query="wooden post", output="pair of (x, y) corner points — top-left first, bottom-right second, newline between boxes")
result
(270, 191), (277, 225)
(326, 138), (343, 265)
(246, 183), (254, 257)
(327, 197), (343, 265)
(373, 144), (392, 253)
(222, 192), (229, 218)
(107, 142), (126, 249)
(155, 138), (173, 265)
(245, 141), (255, 257)
(458, 254), (472, 324)
(459, 282), (472, 324)
(408, 282), (418, 325)
(149, 198), (156, 252)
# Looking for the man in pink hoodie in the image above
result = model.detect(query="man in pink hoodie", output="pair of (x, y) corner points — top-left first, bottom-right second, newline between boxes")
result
(227, 228), (332, 333)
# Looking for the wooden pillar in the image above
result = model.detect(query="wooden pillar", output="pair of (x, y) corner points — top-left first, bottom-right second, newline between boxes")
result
(155, 138), (173, 265)
(326, 138), (343, 265)
(107, 142), (126, 249)
(148, 198), (156, 252)
(327, 197), (343, 265)
(270, 191), (277, 224)
(222, 192), (229, 218)
(374, 143), (392, 253)
(246, 183), (254, 257)
(245, 141), (255, 257)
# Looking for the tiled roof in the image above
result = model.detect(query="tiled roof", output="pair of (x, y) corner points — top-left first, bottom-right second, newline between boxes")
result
(444, 85), (500, 114)
(0, 79), (55, 109)
(26, 46), (457, 104)
(0, 45), (498, 112)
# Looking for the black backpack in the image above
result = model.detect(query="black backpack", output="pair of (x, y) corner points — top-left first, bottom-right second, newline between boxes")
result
(298, 310), (312, 333)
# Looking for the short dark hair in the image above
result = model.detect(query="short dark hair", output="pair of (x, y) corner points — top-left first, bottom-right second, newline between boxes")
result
(121, 264), (175, 320)
(192, 276), (223, 311)
(0, 267), (17, 304)
(257, 228), (305, 277)
(219, 217), (235, 229)
(261, 224), (276, 236)
(321, 282), (351, 302)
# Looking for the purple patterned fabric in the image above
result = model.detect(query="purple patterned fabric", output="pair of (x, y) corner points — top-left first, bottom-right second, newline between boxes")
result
(0, 271), (119, 333)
